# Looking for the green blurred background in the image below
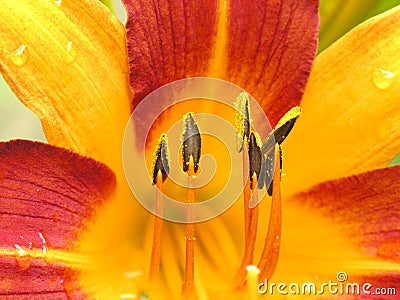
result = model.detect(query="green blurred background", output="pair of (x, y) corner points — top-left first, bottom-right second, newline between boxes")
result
(1, 0), (400, 163)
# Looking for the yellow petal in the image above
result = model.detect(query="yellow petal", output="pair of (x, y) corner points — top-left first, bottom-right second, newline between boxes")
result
(283, 5), (400, 195)
(0, 0), (132, 176)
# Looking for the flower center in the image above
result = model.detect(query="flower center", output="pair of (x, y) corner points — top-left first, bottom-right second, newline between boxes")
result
(146, 92), (301, 298)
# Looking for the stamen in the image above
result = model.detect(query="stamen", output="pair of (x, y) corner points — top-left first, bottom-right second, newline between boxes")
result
(181, 113), (201, 298)
(149, 134), (170, 282)
(233, 94), (263, 286)
(262, 106), (301, 154)
(149, 170), (164, 283)
(182, 155), (196, 299)
(258, 145), (282, 280)
(182, 113), (201, 174)
(151, 134), (170, 185)
(243, 150), (251, 243)
(248, 132), (262, 190)
(234, 172), (259, 287)
(262, 148), (280, 196)
(245, 265), (260, 300)
(234, 92), (251, 152)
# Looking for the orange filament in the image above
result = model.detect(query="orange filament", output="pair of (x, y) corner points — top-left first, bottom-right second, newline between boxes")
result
(235, 172), (259, 287)
(242, 150), (251, 242)
(149, 170), (164, 283)
(182, 156), (196, 299)
(258, 145), (282, 280)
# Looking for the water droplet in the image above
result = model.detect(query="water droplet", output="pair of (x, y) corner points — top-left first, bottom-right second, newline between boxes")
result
(38, 232), (47, 255)
(54, 0), (62, 6)
(348, 117), (355, 126)
(10, 45), (29, 67)
(372, 68), (396, 89)
(36, 188), (42, 196)
(14, 244), (32, 271)
(65, 41), (77, 63)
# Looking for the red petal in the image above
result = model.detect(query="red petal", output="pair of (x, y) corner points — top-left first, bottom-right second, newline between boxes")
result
(226, 0), (319, 125)
(124, 0), (216, 105)
(290, 166), (400, 259)
(0, 140), (116, 298)
(123, 0), (319, 125)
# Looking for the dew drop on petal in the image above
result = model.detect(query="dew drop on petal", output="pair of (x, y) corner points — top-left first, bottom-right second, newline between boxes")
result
(372, 68), (396, 89)
(348, 117), (354, 126)
(10, 45), (29, 67)
(14, 243), (32, 271)
(36, 188), (42, 196)
(54, 0), (62, 6)
(38, 232), (48, 255)
(65, 41), (78, 64)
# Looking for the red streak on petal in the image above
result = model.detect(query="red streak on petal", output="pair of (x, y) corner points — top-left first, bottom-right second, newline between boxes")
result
(123, 0), (319, 143)
(0, 140), (116, 298)
(124, 0), (218, 108)
(291, 166), (400, 260)
(226, 0), (319, 126)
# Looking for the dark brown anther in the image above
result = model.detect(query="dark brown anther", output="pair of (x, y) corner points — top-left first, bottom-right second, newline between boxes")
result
(152, 134), (170, 185)
(265, 145), (282, 196)
(243, 99), (250, 145)
(262, 106), (301, 154)
(265, 150), (275, 196)
(182, 113), (201, 174)
(248, 132), (262, 189)
(234, 92), (251, 152)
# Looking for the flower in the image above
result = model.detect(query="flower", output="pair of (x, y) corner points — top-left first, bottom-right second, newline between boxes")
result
(0, 0), (399, 299)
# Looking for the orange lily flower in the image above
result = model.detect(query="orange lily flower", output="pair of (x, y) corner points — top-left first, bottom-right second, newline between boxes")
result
(0, 0), (399, 299)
